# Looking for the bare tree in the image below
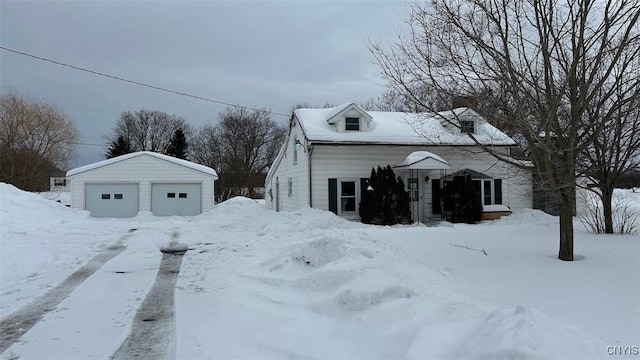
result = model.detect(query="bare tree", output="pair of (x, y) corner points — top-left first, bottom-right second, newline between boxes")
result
(578, 67), (640, 234)
(106, 109), (190, 156)
(0, 90), (78, 191)
(359, 88), (447, 112)
(371, 0), (640, 261)
(190, 106), (286, 202)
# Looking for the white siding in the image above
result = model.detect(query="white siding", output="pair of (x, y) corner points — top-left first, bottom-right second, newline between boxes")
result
(69, 154), (215, 213)
(310, 145), (532, 219)
(265, 124), (310, 211)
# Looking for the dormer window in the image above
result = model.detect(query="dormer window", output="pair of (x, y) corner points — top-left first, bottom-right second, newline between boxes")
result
(460, 120), (475, 133)
(345, 117), (360, 131)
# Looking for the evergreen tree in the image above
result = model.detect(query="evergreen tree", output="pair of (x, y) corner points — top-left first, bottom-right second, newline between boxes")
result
(167, 128), (188, 159)
(359, 168), (379, 223)
(359, 165), (411, 225)
(442, 175), (483, 223)
(105, 135), (131, 159)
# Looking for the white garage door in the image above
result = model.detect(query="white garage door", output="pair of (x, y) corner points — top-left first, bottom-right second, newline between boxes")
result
(85, 183), (139, 218)
(151, 183), (202, 216)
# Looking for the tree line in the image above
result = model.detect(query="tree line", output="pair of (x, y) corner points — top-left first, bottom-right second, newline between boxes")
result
(104, 106), (286, 202)
(0, 89), (287, 201)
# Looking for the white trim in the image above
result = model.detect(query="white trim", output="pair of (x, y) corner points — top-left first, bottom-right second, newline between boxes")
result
(67, 151), (218, 178)
(337, 178), (360, 216)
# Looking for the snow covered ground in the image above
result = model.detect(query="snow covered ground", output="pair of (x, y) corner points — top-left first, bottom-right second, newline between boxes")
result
(0, 183), (638, 359)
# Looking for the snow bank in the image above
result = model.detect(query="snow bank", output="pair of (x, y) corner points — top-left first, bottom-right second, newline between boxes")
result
(453, 305), (608, 359)
(0, 183), (86, 231)
(486, 208), (557, 226)
(2, 186), (637, 359)
(38, 190), (71, 206)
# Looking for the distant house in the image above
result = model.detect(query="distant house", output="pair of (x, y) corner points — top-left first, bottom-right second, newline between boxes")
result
(265, 103), (532, 222)
(50, 169), (70, 192)
(66, 151), (218, 218)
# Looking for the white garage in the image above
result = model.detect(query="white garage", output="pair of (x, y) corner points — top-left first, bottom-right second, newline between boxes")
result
(66, 151), (218, 218)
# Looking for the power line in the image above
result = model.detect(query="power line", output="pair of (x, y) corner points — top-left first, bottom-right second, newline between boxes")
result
(74, 142), (109, 147)
(0, 46), (291, 118)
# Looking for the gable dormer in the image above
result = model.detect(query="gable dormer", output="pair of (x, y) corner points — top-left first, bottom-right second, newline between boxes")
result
(439, 107), (483, 135)
(326, 103), (373, 133)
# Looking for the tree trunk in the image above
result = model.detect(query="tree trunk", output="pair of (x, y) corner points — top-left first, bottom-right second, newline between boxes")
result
(558, 186), (575, 261)
(600, 188), (614, 234)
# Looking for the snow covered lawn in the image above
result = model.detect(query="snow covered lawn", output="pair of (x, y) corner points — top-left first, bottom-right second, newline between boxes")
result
(1, 183), (638, 359)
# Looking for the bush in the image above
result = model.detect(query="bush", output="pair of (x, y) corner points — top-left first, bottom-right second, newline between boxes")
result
(442, 175), (483, 223)
(360, 165), (411, 225)
(577, 189), (639, 235)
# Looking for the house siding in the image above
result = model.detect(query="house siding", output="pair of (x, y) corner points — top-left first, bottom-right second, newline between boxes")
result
(69, 155), (215, 213)
(310, 145), (531, 220)
(265, 124), (309, 211)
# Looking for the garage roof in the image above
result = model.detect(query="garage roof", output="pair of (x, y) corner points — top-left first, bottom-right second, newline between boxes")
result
(67, 151), (218, 178)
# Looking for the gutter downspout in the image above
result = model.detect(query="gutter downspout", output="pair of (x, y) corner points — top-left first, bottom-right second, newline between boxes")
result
(308, 144), (314, 208)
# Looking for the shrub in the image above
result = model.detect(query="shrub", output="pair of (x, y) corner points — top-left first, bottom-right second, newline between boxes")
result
(360, 165), (412, 225)
(442, 175), (483, 223)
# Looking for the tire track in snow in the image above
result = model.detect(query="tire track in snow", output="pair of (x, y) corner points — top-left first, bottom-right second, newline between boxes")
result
(111, 229), (185, 360)
(0, 229), (136, 354)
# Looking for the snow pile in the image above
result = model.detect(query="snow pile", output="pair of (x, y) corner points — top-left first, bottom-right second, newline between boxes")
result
(38, 190), (71, 206)
(1, 186), (638, 359)
(293, 236), (363, 267)
(0, 183), (85, 231)
(487, 208), (557, 226)
(453, 305), (607, 360)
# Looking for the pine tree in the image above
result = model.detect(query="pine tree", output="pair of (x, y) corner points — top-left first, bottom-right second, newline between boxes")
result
(105, 135), (131, 159)
(359, 165), (411, 225)
(443, 175), (483, 223)
(167, 128), (188, 159)
(359, 167), (378, 223)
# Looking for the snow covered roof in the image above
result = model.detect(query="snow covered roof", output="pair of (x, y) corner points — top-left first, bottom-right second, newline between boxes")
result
(394, 151), (451, 170)
(324, 103), (372, 124)
(67, 151), (218, 178)
(294, 104), (516, 146)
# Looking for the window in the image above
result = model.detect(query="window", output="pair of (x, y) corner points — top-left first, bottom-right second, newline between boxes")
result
(470, 179), (502, 205)
(167, 193), (176, 198)
(114, 194), (123, 200)
(345, 117), (360, 131)
(483, 180), (492, 205)
(340, 181), (356, 212)
(54, 179), (66, 187)
(460, 120), (475, 133)
(101, 194), (110, 200)
(179, 193), (187, 198)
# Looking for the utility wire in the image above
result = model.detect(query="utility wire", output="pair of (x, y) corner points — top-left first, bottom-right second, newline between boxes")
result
(74, 142), (109, 147)
(0, 46), (291, 118)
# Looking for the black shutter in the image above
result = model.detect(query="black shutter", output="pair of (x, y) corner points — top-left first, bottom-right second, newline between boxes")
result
(328, 178), (338, 214)
(432, 179), (441, 214)
(494, 179), (502, 204)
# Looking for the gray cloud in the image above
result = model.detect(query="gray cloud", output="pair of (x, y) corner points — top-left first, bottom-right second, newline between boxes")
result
(1, 0), (408, 166)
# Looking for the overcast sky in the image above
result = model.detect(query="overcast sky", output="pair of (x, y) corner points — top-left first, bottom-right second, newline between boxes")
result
(1, 1), (409, 167)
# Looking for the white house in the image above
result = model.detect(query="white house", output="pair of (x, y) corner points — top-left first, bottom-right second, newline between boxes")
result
(67, 151), (218, 218)
(265, 103), (532, 222)
(49, 176), (70, 192)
